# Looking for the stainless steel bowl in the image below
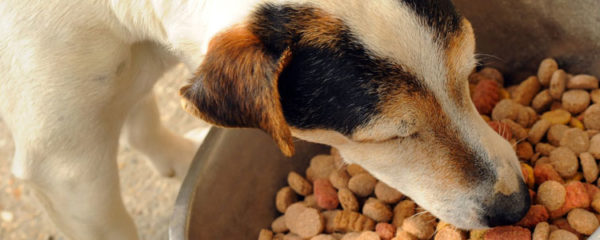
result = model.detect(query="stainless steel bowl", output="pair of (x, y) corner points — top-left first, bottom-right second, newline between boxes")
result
(170, 1), (600, 239)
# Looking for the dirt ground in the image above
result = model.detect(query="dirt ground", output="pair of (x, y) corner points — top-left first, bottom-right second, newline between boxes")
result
(0, 64), (209, 240)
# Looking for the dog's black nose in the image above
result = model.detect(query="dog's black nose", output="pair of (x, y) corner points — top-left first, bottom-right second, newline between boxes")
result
(484, 181), (531, 227)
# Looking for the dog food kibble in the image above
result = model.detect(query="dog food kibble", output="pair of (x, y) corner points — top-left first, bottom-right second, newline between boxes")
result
(307, 155), (337, 182)
(261, 58), (600, 240)
(532, 222), (550, 240)
(392, 200), (416, 227)
(314, 179), (339, 210)
(288, 172), (313, 196)
(584, 104), (600, 130)
(348, 173), (377, 197)
(483, 226), (531, 240)
(548, 229), (578, 240)
(541, 109), (571, 125)
(549, 147), (579, 178)
(375, 223), (396, 240)
(567, 208), (599, 235)
(531, 90), (553, 112)
(329, 169), (350, 190)
(528, 119), (552, 144)
(374, 182), (403, 204)
(580, 152), (599, 183)
(547, 124), (570, 146)
(537, 180), (566, 211)
(363, 198), (393, 222)
(559, 128), (590, 154)
(567, 74), (599, 90)
(338, 188), (359, 211)
(538, 58), (558, 87)
(276, 187), (298, 213)
(472, 79), (501, 114)
(402, 214), (436, 240)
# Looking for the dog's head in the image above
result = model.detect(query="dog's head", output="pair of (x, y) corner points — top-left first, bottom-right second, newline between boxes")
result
(180, 0), (529, 229)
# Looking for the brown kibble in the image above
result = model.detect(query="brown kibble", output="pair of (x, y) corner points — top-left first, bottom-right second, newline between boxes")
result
(434, 223), (466, 240)
(548, 229), (577, 240)
(533, 163), (564, 185)
(566, 208), (599, 235)
(561, 90), (590, 114)
(284, 233), (304, 240)
(516, 142), (534, 160)
(592, 198), (600, 213)
(532, 222), (550, 240)
(259, 229), (274, 240)
(559, 128), (590, 154)
(536, 143), (556, 156)
(537, 180), (567, 211)
(276, 187), (298, 213)
(547, 124), (570, 146)
(375, 223), (396, 240)
(589, 134), (600, 158)
(532, 90), (553, 112)
(288, 172), (313, 196)
(469, 229), (487, 240)
(488, 121), (512, 140)
(306, 155), (337, 182)
(549, 181), (591, 218)
(363, 198), (393, 222)
(591, 89), (600, 103)
(392, 200), (416, 227)
(500, 119), (528, 140)
(348, 173), (377, 197)
(479, 67), (504, 85)
(329, 169), (350, 190)
(338, 188), (359, 212)
(311, 234), (337, 240)
(567, 74), (599, 89)
(341, 232), (361, 240)
(357, 231), (380, 240)
(273, 233), (284, 240)
(491, 99), (520, 121)
(541, 109), (571, 125)
(513, 76), (541, 106)
(375, 182), (404, 204)
(580, 152), (599, 183)
(321, 210), (339, 233)
(332, 210), (375, 232)
(528, 119), (552, 144)
(346, 164), (367, 176)
(549, 147), (579, 178)
(516, 205), (549, 228)
(472, 79), (501, 114)
(402, 214), (436, 240)
(584, 104), (600, 130)
(483, 226), (531, 240)
(314, 179), (339, 210)
(304, 195), (320, 210)
(549, 69), (568, 100)
(538, 58), (558, 87)
(393, 229), (417, 240)
(272, 215), (289, 233)
(287, 207), (324, 238)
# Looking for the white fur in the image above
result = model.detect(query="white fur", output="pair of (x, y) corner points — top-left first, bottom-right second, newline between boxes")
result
(0, 0), (523, 238)
(0, 0), (260, 239)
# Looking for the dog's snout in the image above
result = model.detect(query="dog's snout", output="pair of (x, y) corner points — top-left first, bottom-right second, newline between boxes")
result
(484, 181), (530, 227)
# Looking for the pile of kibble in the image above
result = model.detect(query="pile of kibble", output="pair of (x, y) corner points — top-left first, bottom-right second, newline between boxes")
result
(258, 58), (600, 240)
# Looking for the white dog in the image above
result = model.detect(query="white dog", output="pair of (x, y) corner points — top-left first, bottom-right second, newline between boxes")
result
(0, 0), (529, 239)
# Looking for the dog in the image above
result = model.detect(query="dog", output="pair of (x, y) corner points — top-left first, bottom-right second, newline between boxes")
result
(0, 0), (530, 239)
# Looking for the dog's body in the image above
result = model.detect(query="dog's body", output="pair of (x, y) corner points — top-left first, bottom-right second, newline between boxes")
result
(1, 1), (529, 239)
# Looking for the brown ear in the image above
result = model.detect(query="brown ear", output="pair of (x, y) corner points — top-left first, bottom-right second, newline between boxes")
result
(180, 25), (294, 156)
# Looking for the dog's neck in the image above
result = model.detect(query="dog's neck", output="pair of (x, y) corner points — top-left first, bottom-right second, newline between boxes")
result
(110, 0), (263, 69)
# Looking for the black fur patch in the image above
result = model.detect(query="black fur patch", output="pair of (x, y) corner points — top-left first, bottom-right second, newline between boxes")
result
(250, 4), (423, 135)
(399, 0), (461, 43)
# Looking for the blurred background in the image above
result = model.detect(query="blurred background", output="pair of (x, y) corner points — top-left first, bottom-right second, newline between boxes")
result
(0, 64), (210, 240)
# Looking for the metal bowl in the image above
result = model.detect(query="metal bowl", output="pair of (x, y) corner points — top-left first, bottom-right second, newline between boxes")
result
(170, 0), (600, 239)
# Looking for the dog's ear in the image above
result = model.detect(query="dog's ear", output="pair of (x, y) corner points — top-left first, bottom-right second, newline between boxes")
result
(180, 25), (294, 156)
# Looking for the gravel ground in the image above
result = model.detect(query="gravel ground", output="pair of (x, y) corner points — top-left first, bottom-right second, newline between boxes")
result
(0, 64), (209, 240)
